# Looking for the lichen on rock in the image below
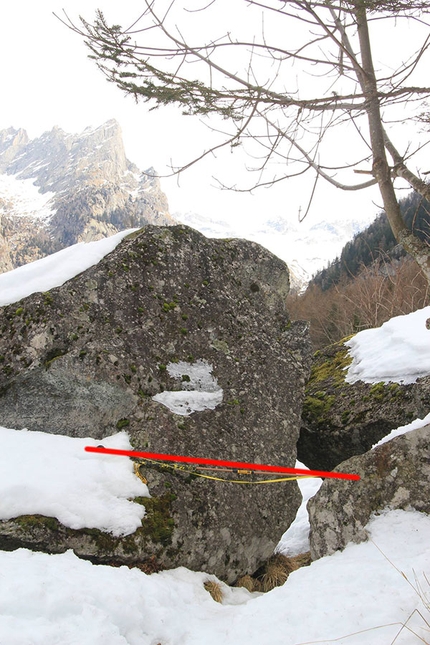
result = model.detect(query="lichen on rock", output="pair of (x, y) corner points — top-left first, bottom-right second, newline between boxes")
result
(307, 424), (430, 560)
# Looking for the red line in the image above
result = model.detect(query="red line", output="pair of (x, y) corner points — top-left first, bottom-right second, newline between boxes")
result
(84, 446), (360, 480)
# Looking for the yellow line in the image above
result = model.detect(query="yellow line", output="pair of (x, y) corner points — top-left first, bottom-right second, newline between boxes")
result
(135, 458), (316, 485)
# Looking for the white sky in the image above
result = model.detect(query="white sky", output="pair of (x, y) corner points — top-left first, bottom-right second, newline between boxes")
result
(0, 1), (428, 230)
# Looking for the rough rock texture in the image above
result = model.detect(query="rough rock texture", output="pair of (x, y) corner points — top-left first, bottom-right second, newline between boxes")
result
(0, 225), (312, 582)
(298, 339), (430, 470)
(308, 424), (430, 560)
(0, 120), (175, 271)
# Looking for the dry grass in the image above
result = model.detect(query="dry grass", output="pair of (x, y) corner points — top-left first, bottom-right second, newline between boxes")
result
(235, 552), (312, 593)
(235, 574), (262, 593)
(258, 554), (298, 592)
(204, 580), (224, 603)
(289, 551), (312, 569)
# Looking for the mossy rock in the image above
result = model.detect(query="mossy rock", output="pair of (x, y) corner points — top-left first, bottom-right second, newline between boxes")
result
(306, 338), (353, 390)
(0, 490), (177, 566)
(302, 394), (335, 426)
(299, 338), (430, 471)
(0, 224), (311, 582)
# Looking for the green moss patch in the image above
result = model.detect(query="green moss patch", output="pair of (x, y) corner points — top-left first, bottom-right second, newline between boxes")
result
(369, 382), (387, 400)
(307, 339), (353, 390)
(302, 394), (335, 425)
(14, 514), (60, 532)
(138, 493), (176, 546)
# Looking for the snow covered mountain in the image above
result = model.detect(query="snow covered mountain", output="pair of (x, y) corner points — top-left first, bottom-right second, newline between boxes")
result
(176, 211), (376, 291)
(0, 120), (174, 272)
(0, 119), (376, 287)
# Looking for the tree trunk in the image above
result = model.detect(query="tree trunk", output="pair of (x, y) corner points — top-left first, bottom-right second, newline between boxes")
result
(355, 4), (430, 286)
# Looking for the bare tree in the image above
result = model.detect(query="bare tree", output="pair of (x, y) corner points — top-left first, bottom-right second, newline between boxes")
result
(287, 254), (429, 347)
(60, 0), (430, 283)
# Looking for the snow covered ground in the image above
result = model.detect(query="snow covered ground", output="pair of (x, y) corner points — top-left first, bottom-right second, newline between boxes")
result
(0, 232), (429, 644)
(0, 511), (429, 645)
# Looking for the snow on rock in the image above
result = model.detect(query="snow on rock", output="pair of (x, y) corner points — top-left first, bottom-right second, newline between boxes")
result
(308, 423), (430, 560)
(282, 414), (430, 557)
(0, 428), (148, 536)
(372, 411), (430, 448)
(0, 228), (136, 307)
(152, 359), (223, 415)
(346, 306), (430, 384)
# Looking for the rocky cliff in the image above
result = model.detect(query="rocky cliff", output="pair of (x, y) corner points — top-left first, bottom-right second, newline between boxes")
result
(0, 224), (312, 582)
(0, 121), (174, 272)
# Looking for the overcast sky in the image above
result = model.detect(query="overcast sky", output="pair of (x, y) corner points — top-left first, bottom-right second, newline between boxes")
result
(0, 0), (427, 231)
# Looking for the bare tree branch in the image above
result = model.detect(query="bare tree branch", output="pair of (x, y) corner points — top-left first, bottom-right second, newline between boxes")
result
(59, 0), (430, 283)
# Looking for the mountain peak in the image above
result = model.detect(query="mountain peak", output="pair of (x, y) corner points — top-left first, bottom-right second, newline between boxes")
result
(0, 121), (175, 272)
(0, 127), (29, 168)
(80, 119), (121, 140)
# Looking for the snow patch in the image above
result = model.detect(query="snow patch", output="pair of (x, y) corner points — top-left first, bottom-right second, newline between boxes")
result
(0, 427), (148, 536)
(276, 462), (323, 556)
(0, 173), (55, 221)
(346, 306), (430, 384)
(152, 360), (223, 415)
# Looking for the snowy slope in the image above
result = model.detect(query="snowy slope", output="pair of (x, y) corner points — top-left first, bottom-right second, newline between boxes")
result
(0, 174), (55, 220)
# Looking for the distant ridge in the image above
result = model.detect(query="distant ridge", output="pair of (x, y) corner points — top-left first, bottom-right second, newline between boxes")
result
(175, 211), (377, 292)
(310, 191), (430, 291)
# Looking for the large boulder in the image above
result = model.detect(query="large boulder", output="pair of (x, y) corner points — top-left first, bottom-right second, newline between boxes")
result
(307, 424), (430, 560)
(297, 339), (430, 470)
(0, 225), (312, 582)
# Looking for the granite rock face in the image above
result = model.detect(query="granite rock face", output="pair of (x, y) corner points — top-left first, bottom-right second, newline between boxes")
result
(298, 339), (430, 470)
(0, 121), (174, 271)
(0, 225), (312, 581)
(307, 424), (430, 560)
